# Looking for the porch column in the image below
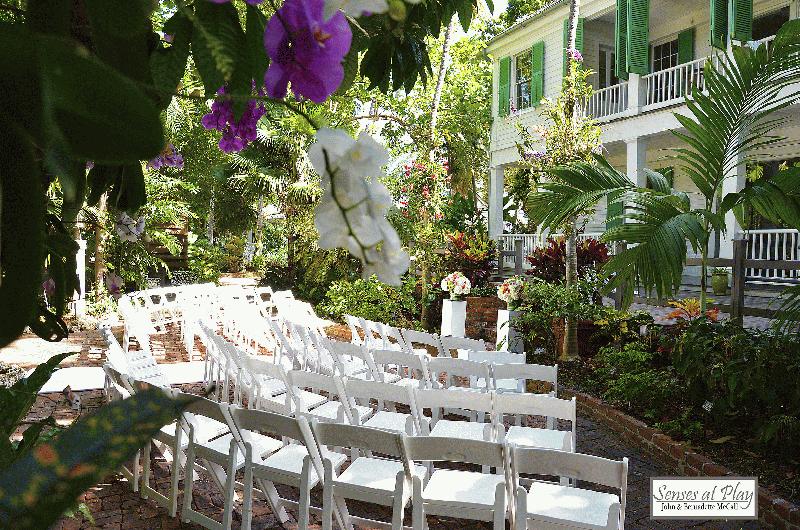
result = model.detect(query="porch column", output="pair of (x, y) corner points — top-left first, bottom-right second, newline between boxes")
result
(627, 74), (647, 115)
(719, 158), (747, 258)
(791, 0), (799, 21)
(488, 165), (505, 238)
(625, 136), (648, 187)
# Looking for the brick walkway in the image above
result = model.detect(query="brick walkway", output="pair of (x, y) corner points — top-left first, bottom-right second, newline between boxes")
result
(3, 328), (764, 529)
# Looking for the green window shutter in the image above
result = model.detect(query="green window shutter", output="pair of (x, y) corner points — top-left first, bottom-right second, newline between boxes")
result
(730, 0), (753, 42)
(615, 0), (629, 80)
(498, 56), (511, 117)
(563, 18), (585, 75)
(626, 0), (650, 75)
(678, 28), (695, 63)
(531, 41), (545, 107)
(710, 0), (729, 49)
(606, 194), (624, 230)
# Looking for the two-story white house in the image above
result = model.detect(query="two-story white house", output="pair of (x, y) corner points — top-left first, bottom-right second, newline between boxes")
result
(487, 0), (800, 283)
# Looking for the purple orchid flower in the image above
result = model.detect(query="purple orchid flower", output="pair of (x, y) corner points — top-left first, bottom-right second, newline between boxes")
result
(201, 86), (266, 153)
(264, 0), (352, 103)
(567, 47), (584, 63)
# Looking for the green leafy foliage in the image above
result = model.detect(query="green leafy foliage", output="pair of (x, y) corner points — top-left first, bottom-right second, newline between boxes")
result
(675, 318), (800, 454)
(188, 239), (226, 283)
(0, 352), (76, 468)
(319, 275), (419, 327)
(0, 389), (191, 529)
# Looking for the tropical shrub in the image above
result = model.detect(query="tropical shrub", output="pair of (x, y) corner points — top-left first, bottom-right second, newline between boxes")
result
(188, 239), (225, 283)
(319, 275), (419, 327)
(514, 279), (603, 357)
(525, 237), (609, 283)
(593, 343), (683, 423)
(443, 230), (496, 289)
(674, 319), (800, 454)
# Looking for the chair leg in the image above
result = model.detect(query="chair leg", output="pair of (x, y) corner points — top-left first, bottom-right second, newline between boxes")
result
(221, 441), (238, 530)
(181, 443), (196, 522)
(298, 457), (312, 530)
(131, 449), (140, 492)
(322, 461), (334, 530)
(242, 462), (253, 530)
(140, 442), (152, 499)
(412, 478), (425, 530)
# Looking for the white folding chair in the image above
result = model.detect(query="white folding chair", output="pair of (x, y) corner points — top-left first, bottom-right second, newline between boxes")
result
(511, 446), (628, 530)
(377, 322), (407, 352)
(405, 436), (511, 530)
(243, 356), (326, 415)
(359, 317), (385, 349)
(343, 378), (420, 435)
(344, 314), (364, 345)
(425, 356), (493, 393)
(493, 393), (576, 452)
(312, 421), (428, 530)
(370, 348), (431, 388)
(439, 336), (486, 359)
(321, 338), (371, 378)
(229, 406), (347, 530)
(490, 360), (558, 396)
(101, 363), (140, 492)
(286, 370), (370, 424)
(130, 382), (230, 519)
(412, 388), (500, 443)
(180, 397), (284, 530)
(401, 328), (445, 358)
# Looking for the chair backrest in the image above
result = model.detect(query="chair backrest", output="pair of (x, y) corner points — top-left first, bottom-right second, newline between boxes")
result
(490, 362), (558, 395)
(123, 332), (169, 388)
(426, 356), (492, 389)
(400, 329), (444, 357)
(230, 406), (327, 480)
(512, 445), (628, 491)
(413, 387), (494, 416)
(370, 348), (430, 386)
(439, 336), (486, 358)
(359, 318), (385, 349)
(100, 326), (130, 374)
(287, 370), (343, 403)
(403, 435), (506, 469)
(312, 421), (407, 462)
(377, 323), (407, 351)
(467, 350), (525, 365)
(493, 393), (574, 422)
(344, 377), (415, 409)
(344, 315), (364, 345)
(322, 338), (370, 377)
(102, 362), (134, 400)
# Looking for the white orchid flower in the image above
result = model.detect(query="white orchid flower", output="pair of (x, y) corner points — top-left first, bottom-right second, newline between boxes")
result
(310, 127), (410, 285)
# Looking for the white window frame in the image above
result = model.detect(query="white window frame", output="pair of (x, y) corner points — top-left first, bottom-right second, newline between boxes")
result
(513, 51), (532, 112)
(651, 37), (679, 73)
(597, 44), (618, 89)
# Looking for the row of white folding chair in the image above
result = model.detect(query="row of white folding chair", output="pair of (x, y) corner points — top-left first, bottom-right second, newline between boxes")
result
(312, 421), (628, 530)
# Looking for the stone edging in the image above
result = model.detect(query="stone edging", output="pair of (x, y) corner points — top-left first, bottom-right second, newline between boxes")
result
(561, 388), (800, 530)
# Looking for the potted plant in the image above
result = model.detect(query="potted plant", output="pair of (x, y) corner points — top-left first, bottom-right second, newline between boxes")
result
(711, 267), (730, 296)
(440, 272), (471, 337)
(496, 276), (525, 353)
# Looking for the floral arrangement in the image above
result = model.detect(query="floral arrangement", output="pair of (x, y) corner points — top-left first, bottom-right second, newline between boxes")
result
(498, 276), (525, 310)
(440, 271), (471, 300)
(115, 212), (146, 243)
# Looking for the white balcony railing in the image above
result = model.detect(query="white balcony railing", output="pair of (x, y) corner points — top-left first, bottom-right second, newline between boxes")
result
(644, 56), (708, 108)
(752, 34), (777, 53)
(745, 228), (800, 282)
(586, 82), (629, 120)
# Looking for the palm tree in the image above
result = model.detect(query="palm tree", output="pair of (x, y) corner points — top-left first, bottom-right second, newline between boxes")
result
(526, 21), (800, 317)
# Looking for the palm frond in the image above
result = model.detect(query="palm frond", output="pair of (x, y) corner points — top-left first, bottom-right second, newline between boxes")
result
(603, 191), (705, 304)
(525, 156), (636, 230)
(675, 20), (800, 199)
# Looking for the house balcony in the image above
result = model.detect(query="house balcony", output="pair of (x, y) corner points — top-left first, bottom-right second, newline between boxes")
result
(585, 35), (776, 122)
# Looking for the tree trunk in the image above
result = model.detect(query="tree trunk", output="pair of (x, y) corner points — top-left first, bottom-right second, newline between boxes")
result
(430, 16), (455, 146)
(560, 0), (581, 361)
(421, 16), (455, 330)
(94, 193), (107, 294)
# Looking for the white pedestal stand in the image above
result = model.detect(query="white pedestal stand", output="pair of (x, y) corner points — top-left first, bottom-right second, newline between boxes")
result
(441, 299), (467, 338)
(496, 309), (524, 354)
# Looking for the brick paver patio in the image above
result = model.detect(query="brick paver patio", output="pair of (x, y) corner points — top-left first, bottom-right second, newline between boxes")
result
(4, 327), (763, 529)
